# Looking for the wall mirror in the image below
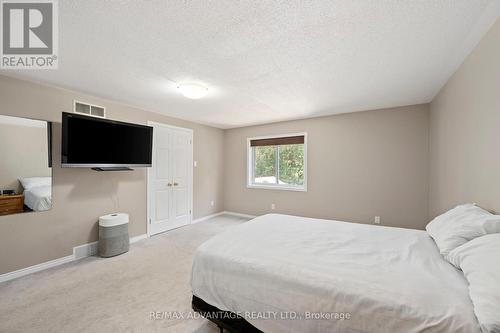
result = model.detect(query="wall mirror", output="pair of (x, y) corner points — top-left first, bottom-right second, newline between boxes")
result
(0, 115), (52, 216)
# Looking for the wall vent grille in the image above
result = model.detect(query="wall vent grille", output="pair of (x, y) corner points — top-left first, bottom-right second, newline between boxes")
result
(73, 100), (106, 118)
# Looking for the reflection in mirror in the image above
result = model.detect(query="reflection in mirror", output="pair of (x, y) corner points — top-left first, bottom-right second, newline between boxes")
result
(0, 115), (52, 216)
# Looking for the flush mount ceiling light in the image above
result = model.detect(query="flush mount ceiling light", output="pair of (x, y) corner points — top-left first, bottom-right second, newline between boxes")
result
(177, 83), (209, 99)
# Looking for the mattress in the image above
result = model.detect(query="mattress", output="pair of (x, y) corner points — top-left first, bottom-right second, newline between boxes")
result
(191, 214), (480, 333)
(24, 185), (51, 211)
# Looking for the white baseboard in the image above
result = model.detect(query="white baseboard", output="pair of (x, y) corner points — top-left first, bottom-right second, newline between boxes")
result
(0, 233), (149, 284)
(192, 211), (226, 224)
(192, 211), (258, 224)
(0, 255), (75, 284)
(222, 211), (258, 219)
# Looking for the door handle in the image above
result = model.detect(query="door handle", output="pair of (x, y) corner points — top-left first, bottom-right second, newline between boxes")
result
(167, 183), (172, 187)
(173, 182), (179, 186)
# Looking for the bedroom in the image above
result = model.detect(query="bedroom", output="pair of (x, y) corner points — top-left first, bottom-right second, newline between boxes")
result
(0, 1), (499, 332)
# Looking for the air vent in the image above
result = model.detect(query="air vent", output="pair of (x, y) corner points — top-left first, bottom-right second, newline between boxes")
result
(73, 100), (106, 118)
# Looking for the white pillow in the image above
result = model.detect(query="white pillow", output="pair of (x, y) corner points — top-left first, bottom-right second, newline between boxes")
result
(19, 177), (51, 190)
(447, 234), (500, 333)
(426, 203), (500, 258)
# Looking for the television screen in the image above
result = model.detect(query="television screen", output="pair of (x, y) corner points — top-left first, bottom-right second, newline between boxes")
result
(61, 112), (153, 167)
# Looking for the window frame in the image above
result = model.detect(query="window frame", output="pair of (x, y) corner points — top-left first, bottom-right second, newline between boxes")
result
(247, 132), (307, 192)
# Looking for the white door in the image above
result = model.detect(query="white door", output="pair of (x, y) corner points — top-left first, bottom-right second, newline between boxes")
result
(148, 122), (193, 236)
(171, 130), (192, 227)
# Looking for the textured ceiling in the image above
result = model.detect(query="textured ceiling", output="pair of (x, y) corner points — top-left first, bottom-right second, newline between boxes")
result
(3, 1), (500, 128)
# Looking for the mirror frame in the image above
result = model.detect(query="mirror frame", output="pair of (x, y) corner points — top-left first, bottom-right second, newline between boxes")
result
(0, 115), (53, 217)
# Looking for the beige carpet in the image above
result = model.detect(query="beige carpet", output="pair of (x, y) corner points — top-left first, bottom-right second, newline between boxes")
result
(0, 214), (249, 333)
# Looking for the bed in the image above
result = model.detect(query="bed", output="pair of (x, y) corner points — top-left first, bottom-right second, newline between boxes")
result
(191, 214), (481, 333)
(23, 185), (52, 212)
(19, 177), (52, 212)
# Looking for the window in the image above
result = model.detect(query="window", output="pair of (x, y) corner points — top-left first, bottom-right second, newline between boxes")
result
(247, 133), (307, 191)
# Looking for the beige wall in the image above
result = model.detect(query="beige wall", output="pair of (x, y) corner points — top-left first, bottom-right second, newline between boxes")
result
(429, 19), (500, 217)
(0, 122), (51, 193)
(0, 74), (225, 274)
(224, 105), (430, 230)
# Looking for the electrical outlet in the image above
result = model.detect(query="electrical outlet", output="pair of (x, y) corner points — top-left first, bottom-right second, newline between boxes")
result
(374, 216), (381, 224)
(271, 203), (276, 210)
(210, 200), (215, 207)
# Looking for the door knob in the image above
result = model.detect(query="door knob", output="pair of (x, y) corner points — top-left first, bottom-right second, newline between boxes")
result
(173, 182), (179, 186)
(167, 183), (172, 187)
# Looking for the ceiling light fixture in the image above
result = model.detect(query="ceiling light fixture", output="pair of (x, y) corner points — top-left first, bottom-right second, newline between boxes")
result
(177, 83), (209, 99)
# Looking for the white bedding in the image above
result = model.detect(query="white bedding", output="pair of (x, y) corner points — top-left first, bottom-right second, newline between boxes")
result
(191, 214), (480, 333)
(23, 185), (51, 211)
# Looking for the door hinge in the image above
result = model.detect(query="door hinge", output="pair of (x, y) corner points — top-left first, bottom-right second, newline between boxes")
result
(149, 218), (151, 224)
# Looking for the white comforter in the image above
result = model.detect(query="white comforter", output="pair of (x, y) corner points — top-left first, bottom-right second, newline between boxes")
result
(191, 214), (480, 333)
(24, 185), (51, 211)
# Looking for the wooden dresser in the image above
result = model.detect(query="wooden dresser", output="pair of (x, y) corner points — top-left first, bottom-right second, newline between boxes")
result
(0, 194), (24, 215)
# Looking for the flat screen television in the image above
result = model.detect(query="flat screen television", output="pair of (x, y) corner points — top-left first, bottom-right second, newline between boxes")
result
(61, 112), (153, 168)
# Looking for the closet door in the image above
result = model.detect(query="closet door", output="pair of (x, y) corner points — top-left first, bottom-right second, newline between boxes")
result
(170, 129), (192, 227)
(149, 124), (173, 236)
(148, 123), (192, 236)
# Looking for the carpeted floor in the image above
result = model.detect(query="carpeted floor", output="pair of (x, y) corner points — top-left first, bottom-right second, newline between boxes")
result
(0, 214), (249, 333)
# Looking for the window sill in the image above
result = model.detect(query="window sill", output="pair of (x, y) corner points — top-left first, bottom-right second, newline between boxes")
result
(247, 184), (307, 192)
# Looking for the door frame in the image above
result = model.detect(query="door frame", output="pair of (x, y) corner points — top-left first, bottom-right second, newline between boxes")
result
(147, 121), (194, 237)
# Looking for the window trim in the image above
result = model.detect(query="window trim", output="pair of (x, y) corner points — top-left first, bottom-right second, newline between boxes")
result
(246, 132), (307, 192)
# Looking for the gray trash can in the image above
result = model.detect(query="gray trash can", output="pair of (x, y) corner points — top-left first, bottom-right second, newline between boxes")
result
(98, 213), (129, 257)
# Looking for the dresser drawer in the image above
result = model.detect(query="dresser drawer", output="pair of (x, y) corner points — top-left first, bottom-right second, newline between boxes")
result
(0, 196), (24, 214)
(0, 207), (24, 215)
(0, 198), (22, 205)
(0, 201), (21, 209)
(0, 200), (19, 206)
